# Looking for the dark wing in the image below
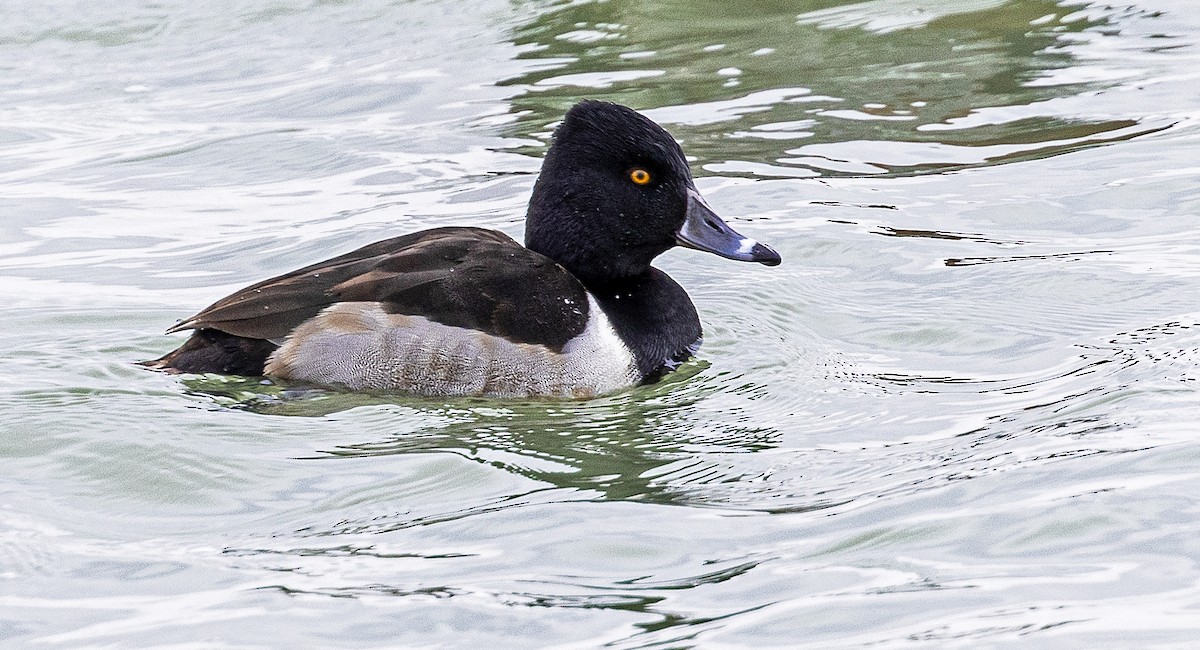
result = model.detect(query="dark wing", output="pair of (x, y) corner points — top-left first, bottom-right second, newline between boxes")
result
(168, 226), (591, 350)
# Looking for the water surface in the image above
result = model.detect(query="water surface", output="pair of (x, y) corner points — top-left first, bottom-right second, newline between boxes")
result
(3, 0), (1200, 646)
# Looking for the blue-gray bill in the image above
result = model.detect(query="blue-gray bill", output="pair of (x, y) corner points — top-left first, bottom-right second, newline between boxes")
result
(675, 189), (781, 266)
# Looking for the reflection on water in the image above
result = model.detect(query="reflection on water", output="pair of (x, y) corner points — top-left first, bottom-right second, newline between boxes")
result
(176, 293), (1194, 524)
(502, 0), (1172, 176)
(183, 361), (784, 513)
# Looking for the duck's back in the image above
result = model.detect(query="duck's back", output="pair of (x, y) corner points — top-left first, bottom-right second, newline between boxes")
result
(149, 227), (640, 397)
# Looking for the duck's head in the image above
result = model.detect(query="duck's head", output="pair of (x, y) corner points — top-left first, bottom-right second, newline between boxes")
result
(525, 100), (781, 285)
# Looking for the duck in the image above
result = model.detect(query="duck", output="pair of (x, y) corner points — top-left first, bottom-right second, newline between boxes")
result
(145, 100), (781, 398)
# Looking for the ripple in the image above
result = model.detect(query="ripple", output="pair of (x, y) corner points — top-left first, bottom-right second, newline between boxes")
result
(4, 0), (1200, 647)
(795, 0), (1012, 35)
(502, 0), (1191, 178)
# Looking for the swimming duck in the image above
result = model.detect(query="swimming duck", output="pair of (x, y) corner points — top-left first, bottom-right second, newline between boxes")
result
(146, 100), (781, 398)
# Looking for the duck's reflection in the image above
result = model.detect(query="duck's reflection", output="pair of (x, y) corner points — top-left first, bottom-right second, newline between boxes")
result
(183, 362), (780, 509)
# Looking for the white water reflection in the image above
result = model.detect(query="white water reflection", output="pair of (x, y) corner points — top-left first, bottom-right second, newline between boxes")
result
(797, 0), (1014, 34)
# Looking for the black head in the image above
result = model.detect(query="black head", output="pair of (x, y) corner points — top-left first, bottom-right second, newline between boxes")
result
(524, 100), (780, 286)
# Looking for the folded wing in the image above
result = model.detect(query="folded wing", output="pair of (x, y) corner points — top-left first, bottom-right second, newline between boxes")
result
(168, 227), (590, 351)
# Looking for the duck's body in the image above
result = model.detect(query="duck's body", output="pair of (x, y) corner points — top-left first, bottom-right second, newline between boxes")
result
(147, 101), (779, 397)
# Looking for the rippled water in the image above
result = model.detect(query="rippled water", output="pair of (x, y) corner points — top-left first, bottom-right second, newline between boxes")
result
(3, 0), (1200, 646)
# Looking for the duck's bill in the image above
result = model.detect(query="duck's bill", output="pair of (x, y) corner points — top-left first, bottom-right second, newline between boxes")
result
(676, 189), (781, 266)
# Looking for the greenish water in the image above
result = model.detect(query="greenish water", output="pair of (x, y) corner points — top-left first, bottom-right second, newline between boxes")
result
(3, 0), (1200, 646)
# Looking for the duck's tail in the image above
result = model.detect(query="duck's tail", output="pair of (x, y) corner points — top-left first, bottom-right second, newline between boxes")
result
(141, 328), (279, 376)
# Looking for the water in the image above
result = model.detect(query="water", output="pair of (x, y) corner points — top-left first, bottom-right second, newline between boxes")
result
(3, 0), (1199, 646)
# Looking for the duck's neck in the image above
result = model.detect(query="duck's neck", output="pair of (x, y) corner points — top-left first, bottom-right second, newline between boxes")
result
(585, 269), (702, 381)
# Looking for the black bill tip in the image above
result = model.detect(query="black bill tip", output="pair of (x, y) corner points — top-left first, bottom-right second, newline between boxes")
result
(751, 242), (782, 266)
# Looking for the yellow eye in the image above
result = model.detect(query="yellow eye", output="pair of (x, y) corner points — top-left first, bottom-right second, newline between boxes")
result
(629, 168), (652, 185)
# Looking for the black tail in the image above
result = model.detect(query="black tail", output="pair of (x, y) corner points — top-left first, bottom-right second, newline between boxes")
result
(142, 329), (279, 376)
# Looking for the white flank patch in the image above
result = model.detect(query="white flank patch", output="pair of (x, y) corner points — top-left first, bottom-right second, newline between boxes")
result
(265, 297), (639, 399)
